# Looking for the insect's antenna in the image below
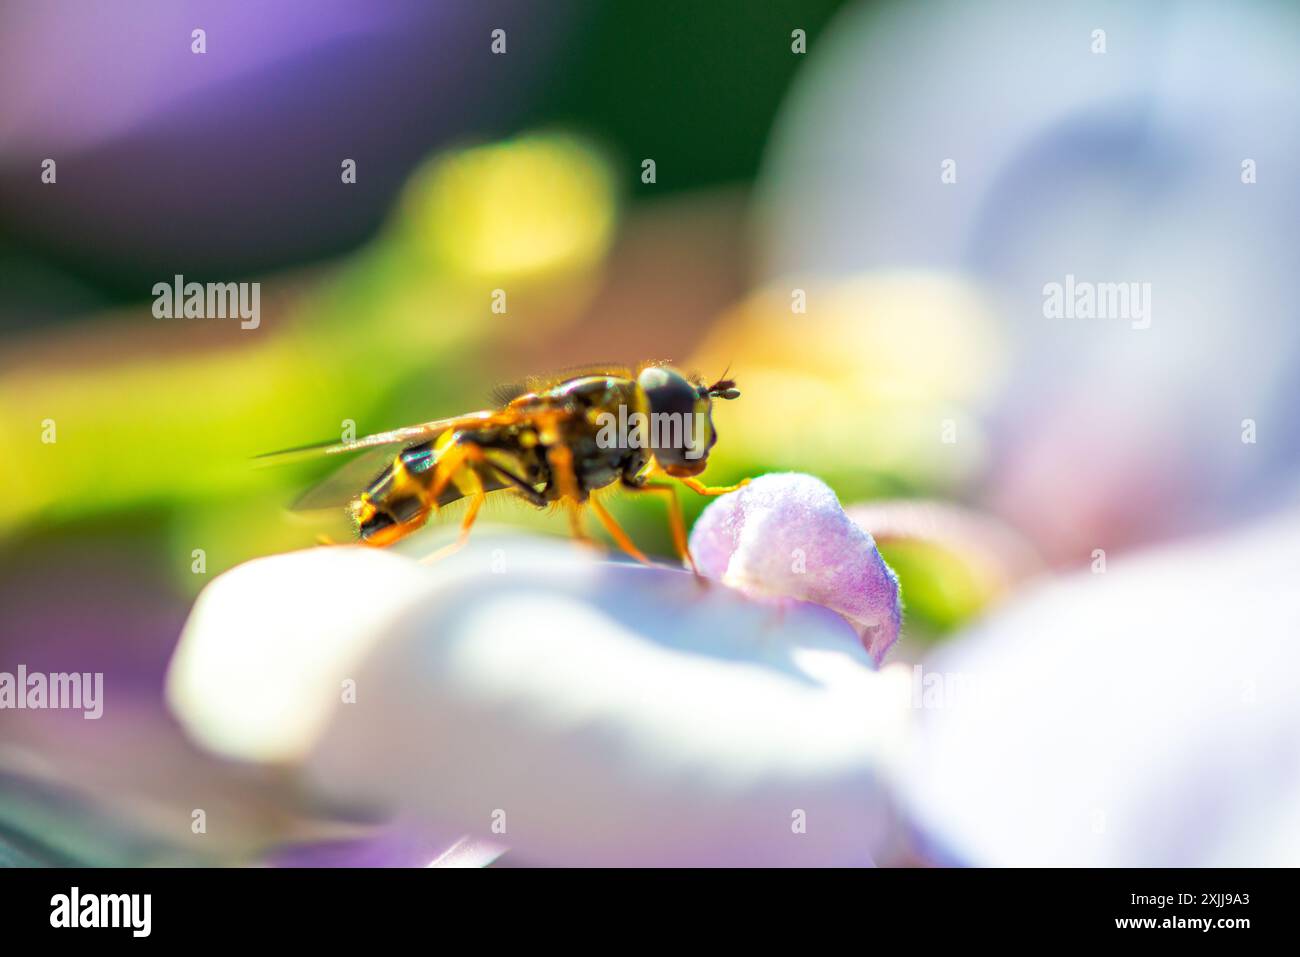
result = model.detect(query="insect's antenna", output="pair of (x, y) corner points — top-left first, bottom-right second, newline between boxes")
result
(703, 363), (740, 400)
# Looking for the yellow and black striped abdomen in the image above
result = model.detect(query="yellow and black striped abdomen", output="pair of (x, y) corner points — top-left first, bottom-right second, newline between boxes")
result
(350, 433), (524, 544)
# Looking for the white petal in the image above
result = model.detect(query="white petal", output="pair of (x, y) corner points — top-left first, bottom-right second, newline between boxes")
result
(899, 513), (1300, 866)
(169, 537), (911, 865)
(165, 546), (434, 763)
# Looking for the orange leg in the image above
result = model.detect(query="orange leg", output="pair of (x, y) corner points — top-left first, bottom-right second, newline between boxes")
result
(625, 482), (700, 576)
(420, 466), (486, 565)
(545, 440), (583, 502)
(428, 442), (476, 503)
(677, 475), (750, 497)
(589, 496), (650, 565)
(566, 502), (593, 544)
(545, 439), (605, 554)
(418, 440), (490, 564)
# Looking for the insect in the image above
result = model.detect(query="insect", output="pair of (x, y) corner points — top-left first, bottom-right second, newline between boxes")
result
(259, 363), (747, 569)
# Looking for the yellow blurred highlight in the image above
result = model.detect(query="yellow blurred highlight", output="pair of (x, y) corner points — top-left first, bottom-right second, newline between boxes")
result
(400, 134), (617, 279)
(688, 272), (1008, 492)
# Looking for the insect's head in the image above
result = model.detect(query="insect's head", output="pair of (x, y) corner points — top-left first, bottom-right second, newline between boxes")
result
(636, 365), (739, 477)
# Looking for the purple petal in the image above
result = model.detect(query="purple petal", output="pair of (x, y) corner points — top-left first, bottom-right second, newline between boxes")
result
(690, 473), (903, 664)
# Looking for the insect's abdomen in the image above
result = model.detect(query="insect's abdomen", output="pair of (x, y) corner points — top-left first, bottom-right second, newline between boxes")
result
(351, 437), (512, 544)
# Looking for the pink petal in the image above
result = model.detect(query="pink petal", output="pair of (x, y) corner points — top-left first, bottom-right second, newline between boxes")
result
(690, 473), (902, 664)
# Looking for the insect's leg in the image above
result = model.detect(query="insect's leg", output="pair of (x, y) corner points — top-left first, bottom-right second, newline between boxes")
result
(676, 475), (751, 497)
(417, 439), (494, 563)
(420, 464), (486, 565)
(544, 439), (583, 502)
(588, 496), (650, 565)
(541, 437), (600, 549)
(621, 480), (699, 575)
(427, 441), (474, 505)
(567, 502), (594, 544)
(483, 460), (548, 507)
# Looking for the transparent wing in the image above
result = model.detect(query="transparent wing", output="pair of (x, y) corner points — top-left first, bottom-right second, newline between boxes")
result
(256, 410), (516, 513)
(253, 411), (506, 468)
(287, 445), (406, 512)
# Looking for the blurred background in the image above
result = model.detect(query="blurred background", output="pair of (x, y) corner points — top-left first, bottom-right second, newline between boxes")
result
(2, 0), (1299, 864)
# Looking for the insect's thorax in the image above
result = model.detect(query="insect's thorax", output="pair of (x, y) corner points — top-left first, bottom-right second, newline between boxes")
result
(522, 375), (648, 496)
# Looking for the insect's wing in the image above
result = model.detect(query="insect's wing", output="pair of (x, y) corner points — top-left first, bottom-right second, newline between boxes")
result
(257, 410), (515, 513)
(287, 444), (406, 512)
(253, 412), (500, 467)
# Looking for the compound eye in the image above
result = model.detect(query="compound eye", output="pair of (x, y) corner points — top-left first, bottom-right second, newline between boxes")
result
(637, 366), (698, 420)
(637, 366), (712, 474)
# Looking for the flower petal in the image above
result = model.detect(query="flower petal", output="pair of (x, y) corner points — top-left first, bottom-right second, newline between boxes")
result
(264, 825), (499, 868)
(165, 545), (435, 764)
(690, 473), (902, 663)
(169, 536), (910, 866)
(898, 512), (1300, 866)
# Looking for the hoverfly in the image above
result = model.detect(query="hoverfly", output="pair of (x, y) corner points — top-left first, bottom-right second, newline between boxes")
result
(259, 363), (746, 569)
